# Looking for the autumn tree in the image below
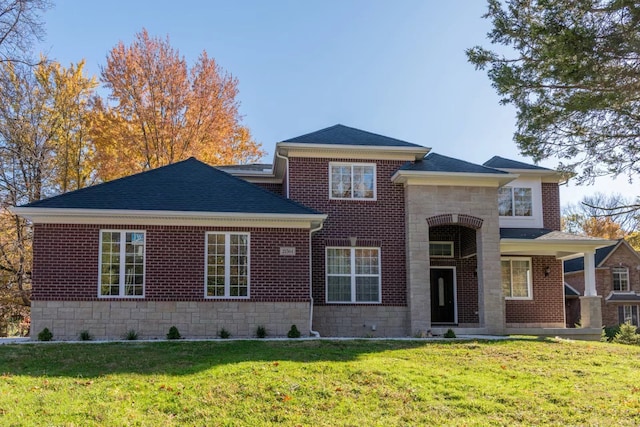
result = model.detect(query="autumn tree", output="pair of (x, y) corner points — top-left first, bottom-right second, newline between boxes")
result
(92, 29), (264, 181)
(467, 0), (640, 212)
(0, 0), (50, 64)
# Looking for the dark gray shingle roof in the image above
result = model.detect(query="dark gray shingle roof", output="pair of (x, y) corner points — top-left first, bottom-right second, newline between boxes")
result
(563, 242), (618, 273)
(282, 124), (423, 148)
(484, 156), (551, 170)
(401, 153), (509, 174)
(500, 228), (555, 239)
(606, 293), (640, 302)
(22, 158), (319, 215)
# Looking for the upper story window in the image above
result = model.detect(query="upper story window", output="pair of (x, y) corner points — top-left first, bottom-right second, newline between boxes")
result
(613, 267), (630, 291)
(498, 187), (532, 217)
(100, 230), (145, 297)
(329, 163), (376, 200)
(429, 242), (454, 258)
(326, 247), (381, 303)
(501, 257), (532, 299)
(206, 232), (250, 298)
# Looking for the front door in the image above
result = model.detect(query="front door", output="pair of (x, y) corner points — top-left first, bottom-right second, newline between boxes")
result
(430, 267), (457, 324)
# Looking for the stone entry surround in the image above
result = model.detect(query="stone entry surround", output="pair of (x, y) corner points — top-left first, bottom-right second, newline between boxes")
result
(30, 301), (309, 340)
(405, 185), (504, 335)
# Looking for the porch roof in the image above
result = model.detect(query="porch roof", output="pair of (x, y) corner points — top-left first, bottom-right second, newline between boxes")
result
(500, 228), (613, 259)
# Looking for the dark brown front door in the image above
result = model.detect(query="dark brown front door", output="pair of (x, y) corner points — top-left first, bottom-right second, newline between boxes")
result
(430, 268), (456, 324)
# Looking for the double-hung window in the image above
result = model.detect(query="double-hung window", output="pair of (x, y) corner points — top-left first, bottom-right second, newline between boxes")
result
(498, 187), (532, 217)
(618, 305), (639, 327)
(326, 247), (381, 303)
(206, 232), (250, 298)
(100, 230), (145, 297)
(501, 257), (532, 299)
(329, 163), (376, 200)
(613, 267), (630, 291)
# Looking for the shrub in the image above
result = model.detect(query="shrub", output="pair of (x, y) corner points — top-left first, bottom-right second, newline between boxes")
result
(613, 323), (640, 345)
(37, 327), (53, 341)
(167, 326), (181, 340)
(256, 325), (267, 338)
(603, 325), (620, 342)
(287, 324), (301, 338)
(79, 330), (93, 341)
(218, 328), (231, 339)
(124, 329), (138, 340)
(444, 329), (456, 339)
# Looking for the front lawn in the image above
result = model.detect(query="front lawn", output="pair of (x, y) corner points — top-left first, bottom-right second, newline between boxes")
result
(0, 338), (639, 426)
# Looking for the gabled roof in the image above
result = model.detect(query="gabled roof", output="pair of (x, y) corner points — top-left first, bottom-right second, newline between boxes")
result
(500, 228), (614, 259)
(483, 156), (551, 171)
(564, 239), (639, 273)
(400, 153), (510, 174)
(20, 158), (318, 215)
(282, 124), (424, 148)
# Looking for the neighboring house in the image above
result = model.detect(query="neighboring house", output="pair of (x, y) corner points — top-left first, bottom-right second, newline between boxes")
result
(14, 124), (612, 340)
(564, 239), (640, 328)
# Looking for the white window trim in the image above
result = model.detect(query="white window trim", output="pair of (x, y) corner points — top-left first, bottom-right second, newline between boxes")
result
(498, 186), (533, 218)
(329, 162), (377, 201)
(501, 256), (533, 300)
(429, 241), (454, 258)
(204, 232), (251, 299)
(612, 267), (630, 292)
(325, 246), (381, 304)
(98, 229), (146, 299)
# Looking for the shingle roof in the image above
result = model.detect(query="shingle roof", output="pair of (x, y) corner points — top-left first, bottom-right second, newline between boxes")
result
(282, 124), (424, 148)
(22, 158), (319, 215)
(564, 242), (618, 273)
(500, 228), (555, 239)
(606, 293), (640, 302)
(400, 153), (509, 174)
(484, 156), (551, 170)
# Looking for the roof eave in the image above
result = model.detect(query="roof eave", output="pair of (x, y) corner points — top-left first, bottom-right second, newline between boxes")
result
(391, 170), (519, 187)
(490, 168), (565, 183)
(277, 142), (430, 161)
(500, 238), (615, 259)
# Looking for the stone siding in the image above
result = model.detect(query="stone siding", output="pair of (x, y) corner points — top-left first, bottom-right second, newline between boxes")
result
(313, 306), (409, 337)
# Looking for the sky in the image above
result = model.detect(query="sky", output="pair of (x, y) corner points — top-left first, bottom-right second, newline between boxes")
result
(34, 0), (637, 207)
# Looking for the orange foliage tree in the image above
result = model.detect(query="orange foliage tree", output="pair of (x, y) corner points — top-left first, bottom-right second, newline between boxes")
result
(92, 29), (264, 181)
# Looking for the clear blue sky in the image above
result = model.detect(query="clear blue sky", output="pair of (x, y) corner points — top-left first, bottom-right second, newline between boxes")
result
(35, 0), (635, 207)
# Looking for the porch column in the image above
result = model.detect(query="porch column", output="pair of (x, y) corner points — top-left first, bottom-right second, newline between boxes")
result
(580, 250), (602, 329)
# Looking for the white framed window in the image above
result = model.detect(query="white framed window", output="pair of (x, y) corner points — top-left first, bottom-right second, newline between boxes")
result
(501, 257), (532, 299)
(613, 267), (630, 291)
(99, 230), (145, 297)
(429, 241), (454, 258)
(205, 232), (250, 298)
(618, 305), (639, 327)
(326, 247), (381, 303)
(498, 187), (532, 217)
(329, 163), (376, 200)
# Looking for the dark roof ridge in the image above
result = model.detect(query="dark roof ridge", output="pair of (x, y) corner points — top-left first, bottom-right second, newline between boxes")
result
(281, 124), (424, 148)
(484, 155), (551, 171)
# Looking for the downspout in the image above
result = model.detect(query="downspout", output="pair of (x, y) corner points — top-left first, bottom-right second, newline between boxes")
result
(309, 222), (323, 337)
(275, 149), (289, 199)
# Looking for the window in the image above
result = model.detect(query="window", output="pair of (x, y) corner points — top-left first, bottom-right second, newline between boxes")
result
(498, 187), (532, 217)
(613, 267), (630, 291)
(100, 230), (145, 297)
(618, 305), (639, 327)
(501, 257), (532, 299)
(429, 242), (454, 258)
(206, 233), (249, 298)
(330, 163), (376, 200)
(326, 247), (380, 303)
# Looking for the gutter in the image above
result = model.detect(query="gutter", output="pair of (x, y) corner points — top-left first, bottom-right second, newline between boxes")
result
(308, 222), (324, 338)
(275, 149), (290, 199)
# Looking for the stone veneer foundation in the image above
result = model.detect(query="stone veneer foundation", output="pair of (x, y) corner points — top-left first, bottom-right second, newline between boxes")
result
(313, 306), (409, 337)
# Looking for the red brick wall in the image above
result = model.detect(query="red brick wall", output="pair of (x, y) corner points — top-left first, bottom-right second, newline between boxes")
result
(32, 223), (310, 302)
(253, 182), (284, 196)
(542, 183), (561, 231)
(288, 157), (407, 306)
(505, 256), (565, 324)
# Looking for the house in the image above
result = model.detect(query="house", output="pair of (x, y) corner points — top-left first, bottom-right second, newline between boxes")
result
(14, 124), (612, 340)
(564, 239), (640, 328)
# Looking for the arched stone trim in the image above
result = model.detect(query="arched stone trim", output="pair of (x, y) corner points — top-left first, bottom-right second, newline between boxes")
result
(426, 213), (483, 229)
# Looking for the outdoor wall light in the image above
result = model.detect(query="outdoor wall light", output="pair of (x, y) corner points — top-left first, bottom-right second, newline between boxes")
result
(545, 266), (551, 277)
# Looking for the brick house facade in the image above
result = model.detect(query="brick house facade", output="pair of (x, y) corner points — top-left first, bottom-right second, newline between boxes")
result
(15, 125), (612, 340)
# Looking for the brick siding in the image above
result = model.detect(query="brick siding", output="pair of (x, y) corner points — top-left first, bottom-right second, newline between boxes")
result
(541, 183), (561, 231)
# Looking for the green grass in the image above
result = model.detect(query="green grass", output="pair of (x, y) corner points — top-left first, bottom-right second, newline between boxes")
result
(0, 338), (639, 425)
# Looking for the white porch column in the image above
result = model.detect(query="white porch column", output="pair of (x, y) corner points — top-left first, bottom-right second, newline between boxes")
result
(583, 250), (597, 296)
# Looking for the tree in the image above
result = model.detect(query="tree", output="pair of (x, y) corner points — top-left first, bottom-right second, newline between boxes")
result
(467, 0), (640, 212)
(0, 0), (50, 64)
(92, 29), (264, 181)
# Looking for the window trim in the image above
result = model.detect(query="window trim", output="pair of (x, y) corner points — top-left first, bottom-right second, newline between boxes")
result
(429, 241), (454, 258)
(618, 305), (639, 327)
(204, 232), (251, 299)
(501, 256), (533, 300)
(98, 229), (146, 299)
(325, 246), (382, 304)
(329, 162), (377, 201)
(612, 267), (630, 292)
(498, 186), (533, 218)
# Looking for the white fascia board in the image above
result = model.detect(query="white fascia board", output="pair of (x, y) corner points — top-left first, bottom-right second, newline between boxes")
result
(500, 238), (615, 258)
(391, 170), (519, 187)
(11, 207), (327, 229)
(277, 142), (430, 161)
(490, 168), (565, 183)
